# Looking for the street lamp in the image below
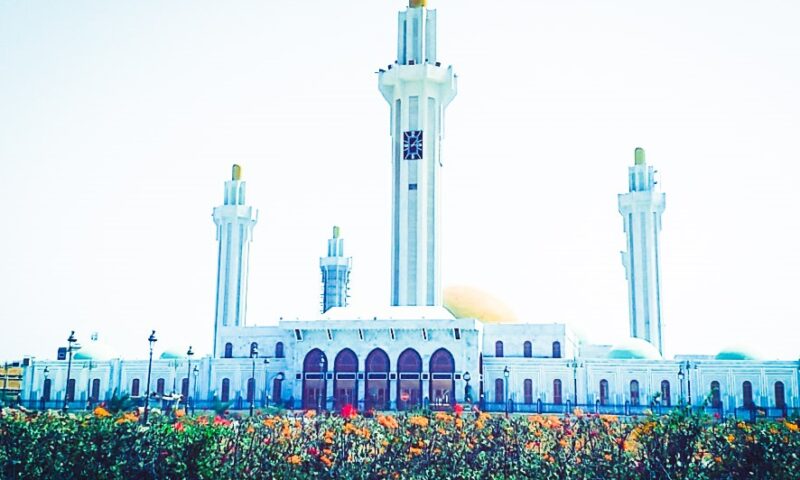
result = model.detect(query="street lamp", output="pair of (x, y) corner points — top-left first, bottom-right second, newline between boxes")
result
(503, 366), (510, 416)
(463, 371), (472, 403)
(185, 346), (194, 413)
(678, 365), (686, 404)
(85, 359), (95, 410)
(263, 358), (270, 408)
(249, 344), (258, 416)
(318, 357), (326, 413)
(143, 330), (157, 423)
(192, 365), (199, 415)
(41, 366), (49, 410)
(684, 361), (696, 405)
(62, 331), (80, 413)
(567, 358), (583, 405)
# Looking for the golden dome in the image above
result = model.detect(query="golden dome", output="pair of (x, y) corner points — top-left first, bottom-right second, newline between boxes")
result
(443, 285), (519, 324)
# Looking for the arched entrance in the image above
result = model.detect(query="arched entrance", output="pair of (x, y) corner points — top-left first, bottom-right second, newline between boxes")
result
(303, 349), (328, 410)
(365, 349), (390, 411)
(429, 348), (455, 409)
(334, 349), (358, 409)
(397, 349), (422, 410)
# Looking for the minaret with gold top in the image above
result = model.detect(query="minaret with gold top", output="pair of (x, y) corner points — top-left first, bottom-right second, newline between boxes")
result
(212, 164), (258, 357)
(379, 0), (457, 307)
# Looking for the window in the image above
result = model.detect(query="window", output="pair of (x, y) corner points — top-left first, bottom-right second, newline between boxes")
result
(429, 349), (455, 407)
(221, 378), (230, 402)
(275, 342), (285, 358)
(42, 378), (52, 401)
(66, 378), (76, 402)
(661, 380), (671, 406)
(181, 378), (189, 399)
(247, 378), (256, 402)
(552, 341), (561, 359)
(131, 378), (140, 397)
(409, 183), (417, 190)
(524, 379), (533, 404)
(397, 349), (422, 410)
(523, 341), (532, 358)
(91, 379), (100, 402)
(495, 341), (504, 358)
(334, 349), (358, 409)
(224, 343), (233, 358)
(250, 342), (259, 357)
(495, 378), (505, 404)
(630, 380), (640, 406)
(742, 381), (754, 408)
(156, 378), (165, 396)
(775, 381), (786, 409)
(366, 349), (390, 411)
(302, 349), (328, 410)
(272, 377), (282, 404)
(710, 381), (722, 408)
(599, 379), (609, 406)
(553, 379), (563, 405)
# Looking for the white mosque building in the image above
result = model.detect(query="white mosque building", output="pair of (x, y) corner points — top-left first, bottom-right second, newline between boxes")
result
(16, 0), (799, 418)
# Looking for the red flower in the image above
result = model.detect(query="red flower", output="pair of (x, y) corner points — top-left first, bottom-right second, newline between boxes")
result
(713, 412), (721, 420)
(453, 404), (464, 417)
(341, 404), (357, 419)
(307, 447), (319, 456)
(173, 422), (185, 432)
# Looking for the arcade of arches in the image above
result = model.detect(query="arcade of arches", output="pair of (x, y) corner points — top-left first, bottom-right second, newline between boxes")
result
(301, 348), (457, 410)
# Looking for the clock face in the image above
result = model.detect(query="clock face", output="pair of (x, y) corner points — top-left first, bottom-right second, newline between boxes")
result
(403, 130), (423, 160)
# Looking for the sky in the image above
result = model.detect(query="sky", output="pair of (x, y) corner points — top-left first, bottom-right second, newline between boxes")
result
(1, 0), (799, 361)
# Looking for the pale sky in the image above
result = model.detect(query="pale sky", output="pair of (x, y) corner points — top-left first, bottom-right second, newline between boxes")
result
(1, 0), (799, 361)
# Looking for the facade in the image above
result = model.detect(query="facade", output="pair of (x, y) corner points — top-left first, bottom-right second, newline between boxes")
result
(13, 1), (800, 418)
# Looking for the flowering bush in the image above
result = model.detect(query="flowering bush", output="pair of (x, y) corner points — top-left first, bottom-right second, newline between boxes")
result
(0, 406), (798, 479)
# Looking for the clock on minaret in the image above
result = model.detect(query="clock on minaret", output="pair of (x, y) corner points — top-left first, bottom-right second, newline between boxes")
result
(403, 130), (423, 160)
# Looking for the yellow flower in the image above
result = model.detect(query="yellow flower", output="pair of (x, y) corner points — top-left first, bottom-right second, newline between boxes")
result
(727, 434), (735, 443)
(785, 422), (799, 433)
(409, 416), (429, 428)
(573, 408), (584, 418)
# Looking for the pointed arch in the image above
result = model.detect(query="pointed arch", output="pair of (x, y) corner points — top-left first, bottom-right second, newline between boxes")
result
(365, 348), (390, 411)
(397, 348), (422, 410)
(334, 348), (358, 409)
(429, 348), (455, 407)
(302, 349), (328, 410)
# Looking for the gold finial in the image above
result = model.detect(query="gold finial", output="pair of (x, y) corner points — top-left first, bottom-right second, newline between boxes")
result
(232, 164), (242, 181)
(333, 226), (340, 238)
(634, 147), (645, 166)
(410, 0), (426, 8)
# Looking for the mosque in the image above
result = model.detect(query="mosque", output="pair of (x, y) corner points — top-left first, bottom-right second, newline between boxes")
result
(16, 0), (798, 417)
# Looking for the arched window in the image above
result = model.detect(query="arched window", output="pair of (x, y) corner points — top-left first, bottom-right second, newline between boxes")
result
(131, 378), (140, 397)
(302, 349), (328, 410)
(661, 380), (671, 406)
(775, 381), (786, 409)
(247, 378), (256, 402)
(91, 378), (100, 402)
(553, 379), (563, 405)
(221, 378), (230, 402)
(523, 341), (532, 358)
(272, 376), (283, 405)
(42, 378), (52, 401)
(495, 378), (505, 404)
(224, 343), (233, 358)
(365, 349), (390, 411)
(495, 341), (504, 358)
(599, 379), (609, 406)
(275, 342), (285, 359)
(710, 381), (722, 408)
(524, 379), (533, 404)
(630, 380), (640, 406)
(156, 378), (165, 396)
(430, 349), (455, 407)
(181, 378), (189, 399)
(552, 341), (561, 359)
(66, 378), (76, 402)
(742, 381), (754, 408)
(397, 349), (422, 410)
(334, 349), (358, 409)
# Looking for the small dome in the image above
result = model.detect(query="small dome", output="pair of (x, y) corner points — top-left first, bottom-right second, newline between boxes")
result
(73, 343), (112, 361)
(443, 285), (519, 324)
(607, 337), (662, 360)
(715, 346), (760, 361)
(159, 349), (187, 360)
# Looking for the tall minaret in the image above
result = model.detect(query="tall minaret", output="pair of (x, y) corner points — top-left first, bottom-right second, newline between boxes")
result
(212, 164), (258, 357)
(618, 148), (666, 354)
(379, 0), (457, 307)
(320, 226), (352, 313)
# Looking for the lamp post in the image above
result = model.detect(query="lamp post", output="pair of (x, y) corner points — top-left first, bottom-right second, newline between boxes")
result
(142, 330), (157, 423)
(503, 366), (510, 416)
(249, 344), (258, 416)
(684, 361), (695, 405)
(567, 358), (583, 405)
(192, 365), (199, 415)
(41, 366), (49, 410)
(318, 357), (326, 413)
(263, 358), (270, 408)
(463, 371), (472, 403)
(85, 359), (95, 410)
(62, 331), (80, 413)
(678, 365), (686, 404)
(185, 346), (194, 413)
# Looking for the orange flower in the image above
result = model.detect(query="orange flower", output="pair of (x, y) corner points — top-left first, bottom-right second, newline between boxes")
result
(320, 455), (332, 468)
(287, 455), (302, 465)
(409, 447), (423, 456)
(174, 409), (185, 418)
(197, 416), (209, 425)
(263, 417), (277, 428)
(604, 453), (613, 462)
(115, 412), (137, 424)
(409, 416), (429, 428)
(304, 410), (316, 418)
(785, 421), (799, 433)
(93, 406), (111, 418)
